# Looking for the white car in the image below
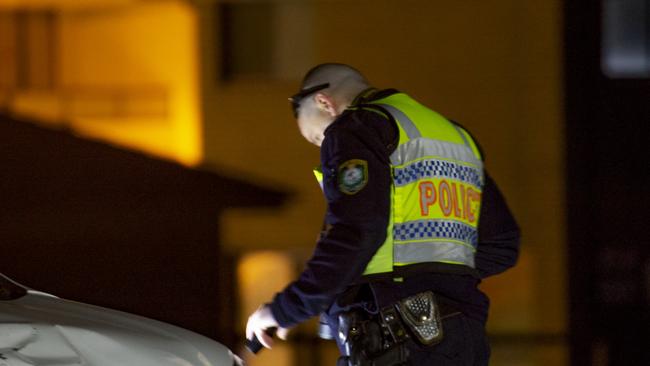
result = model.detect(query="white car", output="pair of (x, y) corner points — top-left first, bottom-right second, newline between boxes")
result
(0, 273), (243, 366)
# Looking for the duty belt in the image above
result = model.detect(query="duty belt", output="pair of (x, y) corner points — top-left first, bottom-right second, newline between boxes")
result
(337, 291), (461, 366)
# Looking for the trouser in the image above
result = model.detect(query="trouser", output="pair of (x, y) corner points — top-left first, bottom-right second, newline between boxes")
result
(403, 313), (490, 365)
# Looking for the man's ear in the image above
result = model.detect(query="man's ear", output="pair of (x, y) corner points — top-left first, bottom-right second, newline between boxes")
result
(314, 93), (337, 117)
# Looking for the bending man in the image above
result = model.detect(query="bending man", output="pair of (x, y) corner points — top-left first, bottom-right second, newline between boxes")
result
(246, 63), (520, 365)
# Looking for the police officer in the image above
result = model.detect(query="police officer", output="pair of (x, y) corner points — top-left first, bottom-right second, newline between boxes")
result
(246, 63), (520, 365)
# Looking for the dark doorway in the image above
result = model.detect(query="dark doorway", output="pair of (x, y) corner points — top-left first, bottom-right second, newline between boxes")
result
(565, 1), (650, 365)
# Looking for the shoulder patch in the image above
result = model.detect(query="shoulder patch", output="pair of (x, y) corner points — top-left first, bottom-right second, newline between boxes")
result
(338, 159), (368, 195)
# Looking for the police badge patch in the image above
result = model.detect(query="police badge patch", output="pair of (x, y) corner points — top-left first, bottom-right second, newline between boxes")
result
(338, 159), (368, 195)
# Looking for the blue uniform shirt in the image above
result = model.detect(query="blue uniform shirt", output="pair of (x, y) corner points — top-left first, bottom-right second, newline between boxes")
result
(270, 89), (520, 328)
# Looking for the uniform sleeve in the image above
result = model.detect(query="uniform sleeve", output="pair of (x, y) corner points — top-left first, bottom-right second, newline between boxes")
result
(270, 124), (392, 328)
(474, 172), (521, 278)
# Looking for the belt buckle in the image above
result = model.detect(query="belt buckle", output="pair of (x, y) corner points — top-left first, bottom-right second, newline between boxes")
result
(396, 291), (444, 346)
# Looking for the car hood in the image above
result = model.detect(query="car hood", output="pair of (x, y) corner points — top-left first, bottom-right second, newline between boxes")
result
(0, 288), (240, 366)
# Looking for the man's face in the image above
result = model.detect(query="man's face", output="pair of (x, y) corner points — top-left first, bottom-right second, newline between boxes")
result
(289, 83), (334, 147)
(296, 103), (334, 147)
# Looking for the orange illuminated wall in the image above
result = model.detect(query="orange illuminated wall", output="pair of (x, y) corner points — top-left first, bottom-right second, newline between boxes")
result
(238, 251), (295, 366)
(2, 0), (202, 166)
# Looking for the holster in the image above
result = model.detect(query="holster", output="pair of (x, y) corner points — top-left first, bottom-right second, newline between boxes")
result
(337, 310), (409, 366)
(390, 291), (444, 346)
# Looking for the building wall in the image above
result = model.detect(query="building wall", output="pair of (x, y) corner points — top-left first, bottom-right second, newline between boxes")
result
(2, 0), (202, 165)
(59, 0), (202, 165)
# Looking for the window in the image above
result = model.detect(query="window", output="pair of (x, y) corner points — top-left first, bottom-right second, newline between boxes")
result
(217, 1), (314, 82)
(0, 11), (58, 91)
(602, 0), (650, 78)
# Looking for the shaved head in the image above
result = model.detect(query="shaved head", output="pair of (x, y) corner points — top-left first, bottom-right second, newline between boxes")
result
(301, 63), (370, 104)
(293, 63), (372, 146)
(302, 63), (368, 88)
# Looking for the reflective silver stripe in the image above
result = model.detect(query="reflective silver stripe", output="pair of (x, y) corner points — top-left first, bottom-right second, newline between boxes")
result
(390, 138), (483, 170)
(375, 103), (421, 140)
(453, 124), (471, 149)
(394, 241), (476, 268)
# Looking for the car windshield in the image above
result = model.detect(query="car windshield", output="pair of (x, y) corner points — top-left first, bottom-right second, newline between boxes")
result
(0, 273), (27, 300)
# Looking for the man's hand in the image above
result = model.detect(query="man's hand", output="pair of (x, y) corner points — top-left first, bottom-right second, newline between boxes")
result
(245, 305), (289, 349)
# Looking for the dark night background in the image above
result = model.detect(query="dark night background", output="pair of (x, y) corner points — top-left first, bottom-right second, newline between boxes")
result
(566, 1), (650, 365)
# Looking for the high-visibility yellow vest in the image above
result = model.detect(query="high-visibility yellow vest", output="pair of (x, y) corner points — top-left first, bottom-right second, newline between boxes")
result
(316, 92), (484, 277)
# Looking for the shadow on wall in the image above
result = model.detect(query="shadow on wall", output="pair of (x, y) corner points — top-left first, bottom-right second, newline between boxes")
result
(0, 113), (289, 348)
